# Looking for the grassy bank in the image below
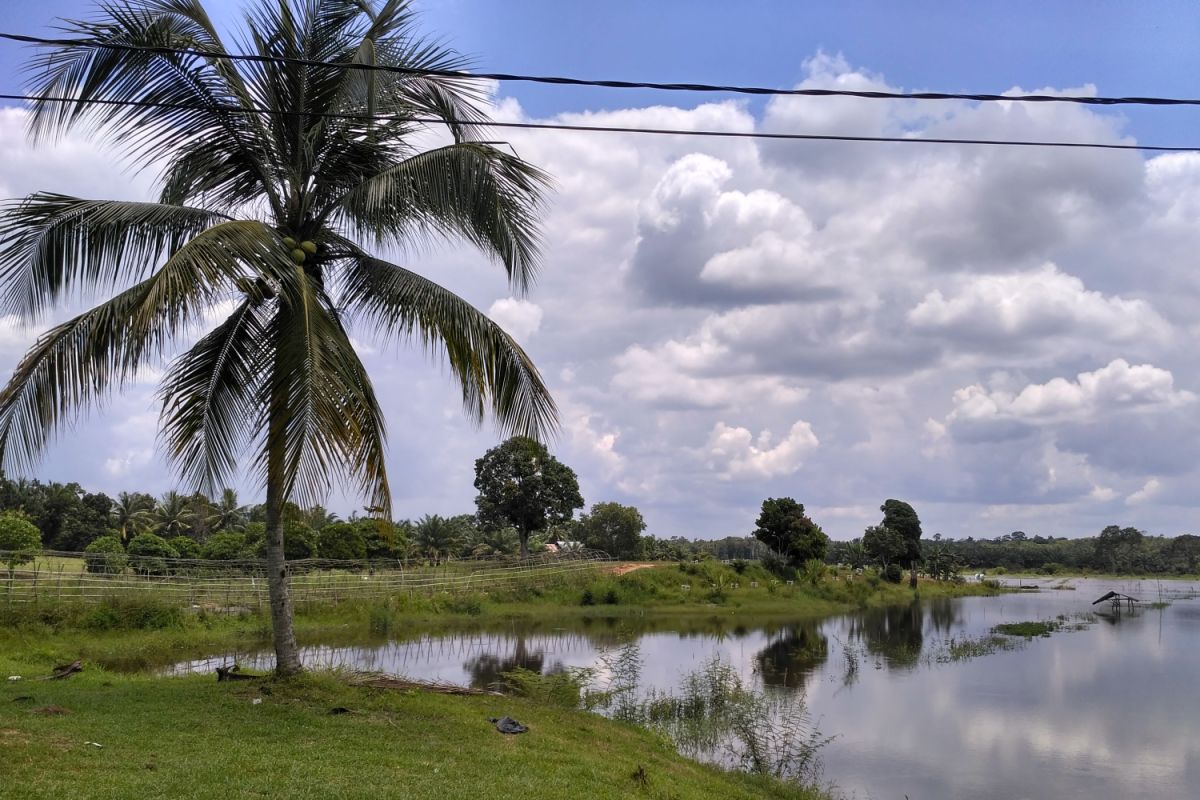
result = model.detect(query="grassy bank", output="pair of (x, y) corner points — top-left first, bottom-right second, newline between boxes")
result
(0, 658), (828, 800)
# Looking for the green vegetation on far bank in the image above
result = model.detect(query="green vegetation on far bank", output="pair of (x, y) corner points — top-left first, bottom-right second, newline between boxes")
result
(0, 560), (1001, 676)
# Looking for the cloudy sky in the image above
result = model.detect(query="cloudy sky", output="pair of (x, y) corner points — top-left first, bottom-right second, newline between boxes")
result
(3, 1), (1200, 540)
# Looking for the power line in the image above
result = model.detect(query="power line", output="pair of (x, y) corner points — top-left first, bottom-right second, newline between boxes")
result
(1, 92), (1192, 153)
(3, 30), (1200, 108)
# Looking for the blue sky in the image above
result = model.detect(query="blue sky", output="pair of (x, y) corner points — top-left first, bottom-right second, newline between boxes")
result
(2, 1), (1200, 542)
(6, 1), (1200, 139)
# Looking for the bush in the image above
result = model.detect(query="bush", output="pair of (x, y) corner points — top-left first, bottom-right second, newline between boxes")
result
(0, 510), (41, 574)
(126, 532), (178, 576)
(882, 563), (904, 583)
(252, 522), (318, 560)
(168, 536), (201, 559)
(580, 588), (596, 606)
(731, 559), (748, 574)
(83, 535), (127, 574)
(317, 522), (367, 561)
(201, 531), (247, 561)
(83, 596), (184, 631)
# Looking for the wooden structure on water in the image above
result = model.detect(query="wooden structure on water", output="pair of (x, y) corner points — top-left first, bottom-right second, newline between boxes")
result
(1092, 590), (1139, 613)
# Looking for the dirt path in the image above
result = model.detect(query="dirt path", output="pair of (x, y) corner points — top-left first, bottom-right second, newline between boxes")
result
(608, 563), (657, 576)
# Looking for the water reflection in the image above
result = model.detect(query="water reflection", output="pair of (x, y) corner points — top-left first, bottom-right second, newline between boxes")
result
(851, 601), (924, 669)
(463, 634), (552, 691)
(754, 622), (828, 689)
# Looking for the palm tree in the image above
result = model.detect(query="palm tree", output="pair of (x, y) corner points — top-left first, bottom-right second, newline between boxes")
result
(213, 488), (248, 533)
(302, 504), (340, 531)
(414, 514), (463, 565)
(153, 490), (192, 538)
(0, 0), (555, 675)
(111, 491), (155, 544)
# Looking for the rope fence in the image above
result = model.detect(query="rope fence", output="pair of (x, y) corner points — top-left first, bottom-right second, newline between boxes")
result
(0, 549), (613, 610)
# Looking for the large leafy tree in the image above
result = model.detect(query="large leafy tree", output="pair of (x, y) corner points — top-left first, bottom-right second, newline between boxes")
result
(0, 0), (554, 675)
(577, 501), (646, 560)
(880, 499), (923, 587)
(474, 437), (583, 559)
(752, 497), (828, 568)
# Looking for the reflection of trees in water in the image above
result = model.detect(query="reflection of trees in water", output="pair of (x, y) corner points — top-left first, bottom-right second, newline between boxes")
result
(926, 597), (962, 635)
(463, 635), (548, 691)
(852, 601), (924, 669)
(755, 622), (829, 689)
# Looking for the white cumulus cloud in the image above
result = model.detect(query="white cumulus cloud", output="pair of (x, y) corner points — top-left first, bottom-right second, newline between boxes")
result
(705, 420), (819, 479)
(487, 297), (544, 341)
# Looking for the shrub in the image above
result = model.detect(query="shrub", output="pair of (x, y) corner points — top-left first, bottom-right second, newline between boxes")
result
(731, 559), (748, 574)
(602, 588), (620, 605)
(882, 563), (904, 583)
(0, 511), (41, 574)
(800, 558), (826, 586)
(317, 522), (367, 561)
(580, 588), (596, 606)
(169, 536), (201, 559)
(201, 531), (247, 561)
(83, 535), (127, 574)
(252, 522), (318, 560)
(126, 533), (178, 576)
(83, 596), (184, 630)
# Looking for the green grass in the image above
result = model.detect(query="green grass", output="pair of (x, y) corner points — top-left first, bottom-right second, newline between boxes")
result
(0, 653), (828, 800)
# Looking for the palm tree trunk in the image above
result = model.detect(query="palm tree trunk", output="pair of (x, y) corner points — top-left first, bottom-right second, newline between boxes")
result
(265, 413), (302, 676)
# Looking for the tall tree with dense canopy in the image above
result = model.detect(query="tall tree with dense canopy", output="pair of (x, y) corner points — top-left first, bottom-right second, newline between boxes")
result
(474, 437), (583, 559)
(0, 0), (554, 675)
(752, 497), (828, 568)
(880, 499), (923, 587)
(577, 502), (647, 560)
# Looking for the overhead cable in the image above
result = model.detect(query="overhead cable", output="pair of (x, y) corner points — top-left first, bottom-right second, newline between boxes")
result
(0, 92), (1191, 153)
(2, 30), (1199, 108)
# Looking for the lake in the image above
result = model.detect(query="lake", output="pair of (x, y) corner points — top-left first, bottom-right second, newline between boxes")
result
(170, 577), (1200, 799)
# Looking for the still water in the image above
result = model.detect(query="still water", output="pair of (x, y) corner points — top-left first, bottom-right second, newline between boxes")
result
(173, 578), (1200, 799)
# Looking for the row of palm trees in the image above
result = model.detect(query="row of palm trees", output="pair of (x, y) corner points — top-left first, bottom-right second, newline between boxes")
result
(111, 488), (249, 544)
(111, 488), (341, 544)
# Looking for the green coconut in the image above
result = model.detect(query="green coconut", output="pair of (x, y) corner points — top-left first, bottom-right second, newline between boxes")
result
(300, 240), (318, 254)
(291, 248), (306, 263)
(282, 236), (297, 248)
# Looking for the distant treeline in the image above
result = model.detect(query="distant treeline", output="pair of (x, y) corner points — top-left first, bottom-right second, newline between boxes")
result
(827, 528), (1200, 576)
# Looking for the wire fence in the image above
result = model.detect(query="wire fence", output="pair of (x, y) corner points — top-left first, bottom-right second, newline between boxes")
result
(0, 549), (613, 610)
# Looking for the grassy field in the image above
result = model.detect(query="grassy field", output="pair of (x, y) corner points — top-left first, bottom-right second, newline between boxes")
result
(0, 652), (829, 800)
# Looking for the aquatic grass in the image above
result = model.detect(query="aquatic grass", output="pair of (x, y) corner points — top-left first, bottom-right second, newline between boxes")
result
(994, 620), (1061, 637)
(938, 634), (1019, 662)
